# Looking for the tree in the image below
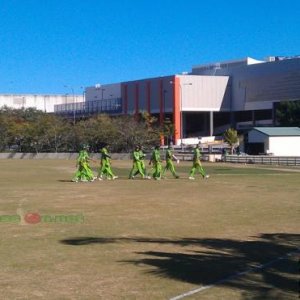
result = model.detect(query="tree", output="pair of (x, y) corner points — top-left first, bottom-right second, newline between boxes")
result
(80, 114), (118, 152)
(0, 114), (10, 151)
(276, 100), (300, 126)
(223, 128), (239, 154)
(112, 114), (161, 152)
(162, 118), (176, 146)
(0, 108), (162, 153)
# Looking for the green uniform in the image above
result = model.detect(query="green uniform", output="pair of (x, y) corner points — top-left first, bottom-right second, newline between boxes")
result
(150, 148), (162, 180)
(189, 147), (206, 178)
(162, 148), (179, 178)
(133, 149), (147, 177)
(129, 149), (145, 179)
(72, 149), (95, 182)
(98, 147), (116, 179)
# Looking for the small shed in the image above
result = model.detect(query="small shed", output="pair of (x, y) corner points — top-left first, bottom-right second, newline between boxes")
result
(247, 127), (300, 156)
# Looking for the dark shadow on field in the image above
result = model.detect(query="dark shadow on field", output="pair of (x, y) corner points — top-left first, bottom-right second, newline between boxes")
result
(57, 179), (74, 182)
(60, 233), (300, 299)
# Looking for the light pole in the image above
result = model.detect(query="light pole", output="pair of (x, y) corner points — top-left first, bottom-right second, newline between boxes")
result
(64, 85), (75, 125)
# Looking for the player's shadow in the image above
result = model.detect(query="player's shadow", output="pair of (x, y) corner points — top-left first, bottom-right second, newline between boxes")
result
(60, 233), (299, 299)
(57, 179), (74, 182)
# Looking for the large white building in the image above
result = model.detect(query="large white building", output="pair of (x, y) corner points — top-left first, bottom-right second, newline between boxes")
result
(0, 94), (83, 113)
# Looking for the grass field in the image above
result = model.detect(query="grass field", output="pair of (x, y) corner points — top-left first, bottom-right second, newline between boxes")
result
(0, 159), (299, 300)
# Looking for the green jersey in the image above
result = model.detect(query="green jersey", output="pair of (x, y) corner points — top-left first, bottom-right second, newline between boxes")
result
(151, 149), (161, 163)
(101, 147), (111, 162)
(133, 150), (141, 162)
(139, 150), (146, 160)
(165, 149), (173, 161)
(193, 148), (201, 162)
(78, 150), (89, 164)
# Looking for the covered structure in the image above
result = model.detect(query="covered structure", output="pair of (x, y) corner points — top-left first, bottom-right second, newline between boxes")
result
(247, 127), (300, 156)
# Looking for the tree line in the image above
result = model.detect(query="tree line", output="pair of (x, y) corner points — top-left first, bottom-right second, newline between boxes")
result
(0, 107), (163, 153)
(0, 100), (298, 153)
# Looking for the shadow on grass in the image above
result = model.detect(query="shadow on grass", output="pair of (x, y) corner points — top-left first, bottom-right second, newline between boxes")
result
(57, 179), (74, 182)
(60, 233), (299, 299)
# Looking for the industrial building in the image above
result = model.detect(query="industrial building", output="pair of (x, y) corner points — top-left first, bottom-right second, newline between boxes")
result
(0, 94), (83, 113)
(57, 55), (300, 145)
(2, 55), (300, 146)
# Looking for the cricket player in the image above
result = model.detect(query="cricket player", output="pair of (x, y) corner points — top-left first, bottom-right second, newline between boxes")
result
(189, 144), (209, 180)
(133, 145), (150, 178)
(162, 145), (179, 179)
(97, 146), (118, 180)
(149, 145), (162, 180)
(129, 145), (145, 179)
(72, 145), (95, 182)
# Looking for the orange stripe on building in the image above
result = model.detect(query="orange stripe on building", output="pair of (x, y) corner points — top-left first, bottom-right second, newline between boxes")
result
(173, 76), (181, 144)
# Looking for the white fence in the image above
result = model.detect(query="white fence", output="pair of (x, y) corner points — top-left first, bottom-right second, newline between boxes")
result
(1, 153), (299, 166)
(224, 155), (300, 166)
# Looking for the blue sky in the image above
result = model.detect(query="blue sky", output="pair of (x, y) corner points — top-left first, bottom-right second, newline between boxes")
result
(0, 0), (299, 94)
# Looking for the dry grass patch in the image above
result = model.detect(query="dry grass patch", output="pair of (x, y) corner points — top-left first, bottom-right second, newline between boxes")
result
(0, 159), (299, 299)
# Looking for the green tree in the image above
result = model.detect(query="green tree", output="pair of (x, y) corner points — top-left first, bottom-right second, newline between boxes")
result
(223, 128), (239, 154)
(82, 114), (117, 152)
(112, 114), (160, 152)
(0, 113), (10, 151)
(0, 108), (162, 153)
(34, 114), (73, 152)
(276, 100), (300, 126)
(162, 117), (176, 146)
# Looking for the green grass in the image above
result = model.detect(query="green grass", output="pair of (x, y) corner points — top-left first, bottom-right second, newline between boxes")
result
(0, 159), (299, 299)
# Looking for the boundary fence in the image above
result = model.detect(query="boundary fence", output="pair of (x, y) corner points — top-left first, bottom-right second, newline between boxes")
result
(224, 155), (300, 166)
(0, 153), (299, 166)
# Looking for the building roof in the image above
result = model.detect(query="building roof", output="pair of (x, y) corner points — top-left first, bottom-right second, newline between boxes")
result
(192, 57), (265, 71)
(252, 127), (300, 136)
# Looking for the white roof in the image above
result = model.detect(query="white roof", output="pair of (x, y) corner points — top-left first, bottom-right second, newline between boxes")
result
(193, 57), (265, 70)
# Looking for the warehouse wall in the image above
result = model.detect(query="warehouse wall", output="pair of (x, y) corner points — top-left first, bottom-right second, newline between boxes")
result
(0, 94), (83, 113)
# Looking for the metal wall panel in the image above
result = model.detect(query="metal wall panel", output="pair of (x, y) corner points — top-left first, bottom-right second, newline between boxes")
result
(179, 75), (230, 111)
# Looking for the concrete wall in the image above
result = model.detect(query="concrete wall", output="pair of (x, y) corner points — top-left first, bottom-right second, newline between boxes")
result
(0, 153), (131, 160)
(0, 94), (83, 113)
